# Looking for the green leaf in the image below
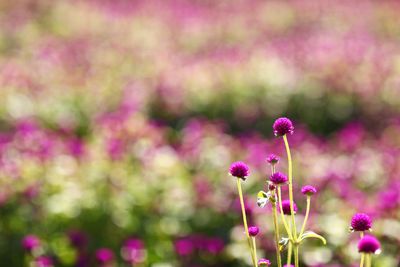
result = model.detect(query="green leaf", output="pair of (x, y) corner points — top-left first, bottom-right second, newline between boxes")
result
(299, 231), (327, 245)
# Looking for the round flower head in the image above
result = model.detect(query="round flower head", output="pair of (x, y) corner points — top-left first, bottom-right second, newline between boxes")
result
(35, 256), (54, 267)
(21, 235), (41, 252)
(266, 154), (279, 165)
(270, 172), (288, 185)
(229, 161), (249, 180)
(273, 117), (294, 136)
(248, 226), (259, 237)
(258, 258), (271, 266)
(280, 200), (297, 215)
(283, 265), (294, 267)
(96, 248), (114, 263)
(351, 213), (372, 232)
(301, 185), (317, 196)
(358, 235), (381, 254)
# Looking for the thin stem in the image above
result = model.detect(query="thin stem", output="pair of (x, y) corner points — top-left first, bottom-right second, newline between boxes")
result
(299, 196), (311, 237)
(252, 237), (258, 264)
(283, 135), (297, 240)
(236, 178), (257, 267)
(277, 186), (293, 240)
(365, 254), (371, 267)
(287, 241), (292, 266)
(272, 203), (282, 267)
(294, 244), (299, 267)
(360, 232), (364, 238)
(360, 253), (364, 267)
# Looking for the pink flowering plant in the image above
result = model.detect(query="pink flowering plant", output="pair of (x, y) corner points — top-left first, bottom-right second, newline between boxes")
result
(230, 117), (382, 267)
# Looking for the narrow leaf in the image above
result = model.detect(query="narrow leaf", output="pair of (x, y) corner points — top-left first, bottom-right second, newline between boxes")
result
(299, 231), (327, 245)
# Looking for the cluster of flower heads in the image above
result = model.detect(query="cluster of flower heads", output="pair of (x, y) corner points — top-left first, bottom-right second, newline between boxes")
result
(350, 213), (381, 255)
(21, 232), (145, 267)
(229, 117), (327, 267)
(229, 117), (384, 267)
(174, 235), (225, 257)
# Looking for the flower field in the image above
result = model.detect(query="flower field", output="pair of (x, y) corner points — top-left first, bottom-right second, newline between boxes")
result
(0, 0), (399, 266)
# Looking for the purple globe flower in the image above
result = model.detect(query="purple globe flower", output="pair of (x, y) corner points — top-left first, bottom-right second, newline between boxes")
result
(21, 235), (40, 252)
(301, 185), (317, 196)
(258, 258), (271, 266)
(358, 235), (381, 254)
(280, 200), (297, 215)
(283, 265), (294, 267)
(35, 256), (54, 267)
(121, 238), (145, 263)
(266, 154), (279, 165)
(67, 230), (88, 249)
(229, 161), (250, 180)
(270, 172), (288, 185)
(351, 213), (372, 232)
(96, 248), (114, 264)
(273, 117), (294, 136)
(248, 226), (259, 237)
(174, 238), (194, 256)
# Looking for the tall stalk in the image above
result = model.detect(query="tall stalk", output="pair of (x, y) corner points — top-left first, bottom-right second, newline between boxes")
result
(236, 178), (257, 267)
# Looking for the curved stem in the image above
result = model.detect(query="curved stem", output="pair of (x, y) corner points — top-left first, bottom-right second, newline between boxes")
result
(277, 186), (293, 240)
(272, 203), (282, 267)
(236, 178), (257, 267)
(283, 135), (297, 240)
(299, 196), (311, 237)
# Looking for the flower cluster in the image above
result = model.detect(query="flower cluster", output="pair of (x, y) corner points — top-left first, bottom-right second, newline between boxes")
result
(231, 118), (325, 267)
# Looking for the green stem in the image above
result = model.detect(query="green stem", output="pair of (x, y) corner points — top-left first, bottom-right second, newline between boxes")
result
(287, 241), (292, 266)
(299, 196), (311, 237)
(272, 203), (282, 267)
(236, 178), (257, 267)
(360, 253), (364, 267)
(283, 135), (298, 240)
(365, 254), (371, 267)
(294, 244), (299, 267)
(252, 236), (258, 264)
(277, 186), (293, 240)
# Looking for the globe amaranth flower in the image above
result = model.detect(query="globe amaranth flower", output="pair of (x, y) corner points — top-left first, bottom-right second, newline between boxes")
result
(229, 161), (249, 180)
(67, 230), (88, 249)
(301, 185), (317, 196)
(358, 235), (381, 254)
(270, 172), (288, 185)
(96, 248), (114, 264)
(283, 265), (294, 267)
(121, 239), (145, 263)
(248, 226), (259, 237)
(351, 213), (372, 232)
(21, 235), (41, 252)
(266, 154), (279, 165)
(258, 258), (271, 266)
(273, 117), (294, 136)
(280, 200), (297, 215)
(35, 256), (54, 267)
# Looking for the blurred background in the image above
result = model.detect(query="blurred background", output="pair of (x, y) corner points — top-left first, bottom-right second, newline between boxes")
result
(0, 0), (399, 266)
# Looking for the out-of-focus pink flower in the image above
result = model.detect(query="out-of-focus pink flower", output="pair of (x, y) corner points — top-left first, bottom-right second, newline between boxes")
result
(121, 238), (145, 264)
(21, 235), (40, 252)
